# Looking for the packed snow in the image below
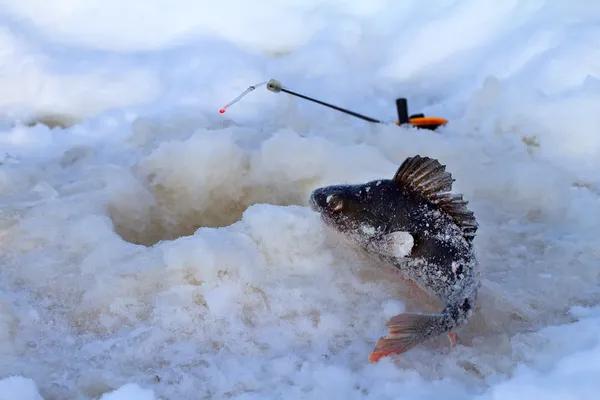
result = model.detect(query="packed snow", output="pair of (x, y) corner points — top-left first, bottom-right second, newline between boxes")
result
(1, 0), (600, 399)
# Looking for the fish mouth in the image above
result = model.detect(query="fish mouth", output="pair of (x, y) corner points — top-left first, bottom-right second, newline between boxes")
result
(308, 190), (321, 212)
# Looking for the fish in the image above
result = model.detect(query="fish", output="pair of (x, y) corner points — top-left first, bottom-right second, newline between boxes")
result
(309, 155), (481, 362)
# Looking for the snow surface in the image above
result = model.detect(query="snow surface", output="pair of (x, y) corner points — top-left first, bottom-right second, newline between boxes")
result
(1, 0), (600, 398)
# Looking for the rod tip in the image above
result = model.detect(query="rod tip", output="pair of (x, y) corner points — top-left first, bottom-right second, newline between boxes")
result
(266, 79), (282, 93)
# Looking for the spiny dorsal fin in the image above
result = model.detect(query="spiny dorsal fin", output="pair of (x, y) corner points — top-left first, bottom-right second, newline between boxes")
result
(393, 155), (478, 241)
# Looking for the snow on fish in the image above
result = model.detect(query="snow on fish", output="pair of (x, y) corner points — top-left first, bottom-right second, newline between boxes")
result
(309, 155), (481, 362)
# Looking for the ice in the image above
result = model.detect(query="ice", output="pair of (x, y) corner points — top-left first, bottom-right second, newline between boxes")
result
(1, 0), (600, 399)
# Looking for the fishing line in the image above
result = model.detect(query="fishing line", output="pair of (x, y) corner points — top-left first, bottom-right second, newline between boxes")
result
(219, 81), (268, 114)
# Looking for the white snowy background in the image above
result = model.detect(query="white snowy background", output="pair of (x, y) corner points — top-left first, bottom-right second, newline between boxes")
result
(1, 1), (599, 399)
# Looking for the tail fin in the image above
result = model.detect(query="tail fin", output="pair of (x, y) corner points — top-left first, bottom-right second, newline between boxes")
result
(368, 313), (447, 363)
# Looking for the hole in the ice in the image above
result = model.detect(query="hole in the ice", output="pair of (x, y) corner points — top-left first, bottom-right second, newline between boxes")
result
(24, 113), (80, 129)
(107, 174), (314, 247)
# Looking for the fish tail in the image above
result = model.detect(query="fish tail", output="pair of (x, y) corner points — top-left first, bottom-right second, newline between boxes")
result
(368, 312), (451, 363)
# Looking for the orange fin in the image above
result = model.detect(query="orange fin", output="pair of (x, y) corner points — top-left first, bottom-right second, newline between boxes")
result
(448, 332), (457, 348)
(369, 336), (411, 363)
(369, 313), (446, 363)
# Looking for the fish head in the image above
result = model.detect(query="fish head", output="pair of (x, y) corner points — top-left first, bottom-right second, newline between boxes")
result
(309, 183), (384, 238)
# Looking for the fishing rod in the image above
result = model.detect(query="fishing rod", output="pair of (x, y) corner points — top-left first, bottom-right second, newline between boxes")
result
(219, 79), (447, 131)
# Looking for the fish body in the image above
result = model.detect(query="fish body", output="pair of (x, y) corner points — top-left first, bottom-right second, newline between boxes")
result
(309, 155), (481, 362)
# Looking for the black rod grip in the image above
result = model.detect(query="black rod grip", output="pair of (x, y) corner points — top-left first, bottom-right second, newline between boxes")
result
(395, 98), (409, 124)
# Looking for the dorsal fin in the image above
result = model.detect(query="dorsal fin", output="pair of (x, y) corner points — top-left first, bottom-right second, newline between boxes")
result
(393, 155), (478, 241)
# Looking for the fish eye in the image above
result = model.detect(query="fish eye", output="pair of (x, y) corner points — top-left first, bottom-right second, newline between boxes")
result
(327, 194), (344, 212)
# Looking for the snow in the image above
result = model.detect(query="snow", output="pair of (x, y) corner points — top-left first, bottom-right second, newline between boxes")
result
(389, 232), (414, 258)
(98, 384), (155, 400)
(0, 0), (599, 398)
(0, 377), (43, 400)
